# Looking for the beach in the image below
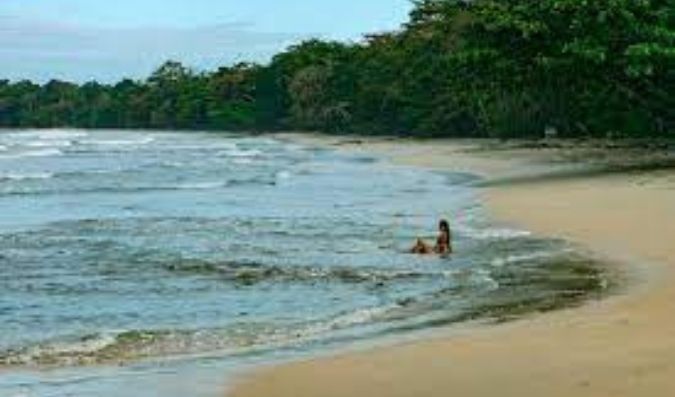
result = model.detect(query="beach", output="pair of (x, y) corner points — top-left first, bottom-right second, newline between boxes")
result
(230, 135), (675, 397)
(4, 129), (607, 397)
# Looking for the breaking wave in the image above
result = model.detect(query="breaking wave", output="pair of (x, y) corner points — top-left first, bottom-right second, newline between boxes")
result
(0, 252), (606, 368)
(0, 148), (63, 159)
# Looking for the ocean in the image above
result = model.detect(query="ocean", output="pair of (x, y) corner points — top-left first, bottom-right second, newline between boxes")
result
(0, 130), (609, 396)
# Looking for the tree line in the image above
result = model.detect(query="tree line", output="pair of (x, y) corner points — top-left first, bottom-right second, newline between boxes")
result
(1, 0), (673, 138)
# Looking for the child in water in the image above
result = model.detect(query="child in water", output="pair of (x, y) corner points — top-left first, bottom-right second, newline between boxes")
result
(411, 219), (452, 255)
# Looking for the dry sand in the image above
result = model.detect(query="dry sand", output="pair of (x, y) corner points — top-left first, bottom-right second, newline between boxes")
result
(229, 134), (675, 397)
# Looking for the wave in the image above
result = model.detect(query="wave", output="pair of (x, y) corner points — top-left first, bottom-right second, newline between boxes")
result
(460, 227), (532, 240)
(0, 177), (274, 196)
(220, 148), (264, 158)
(0, 183), (228, 197)
(162, 259), (456, 285)
(5, 130), (88, 140)
(0, 149), (63, 159)
(0, 322), (321, 366)
(0, 301), (433, 366)
(0, 169), (129, 185)
(23, 140), (73, 148)
(299, 305), (397, 337)
(0, 252), (606, 368)
(0, 329), (184, 366)
(0, 148), (63, 160)
(174, 181), (226, 190)
(158, 161), (187, 168)
(232, 157), (254, 165)
(490, 249), (573, 267)
(0, 275), (515, 368)
(25, 148), (64, 157)
(173, 142), (238, 151)
(79, 137), (155, 147)
(0, 172), (54, 181)
(276, 170), (292, 181)
(40, 130), (89, 139)
(0, 277), (597, 368)
(0, 163), (201, 185)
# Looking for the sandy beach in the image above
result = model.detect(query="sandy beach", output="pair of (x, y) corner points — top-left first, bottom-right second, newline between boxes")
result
(229, 135), (675, 397)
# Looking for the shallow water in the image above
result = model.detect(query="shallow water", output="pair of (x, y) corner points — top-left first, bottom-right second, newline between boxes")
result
(0, 130), (609, 396)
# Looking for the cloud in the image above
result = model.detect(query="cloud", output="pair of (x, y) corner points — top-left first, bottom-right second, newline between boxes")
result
(0, 16), (305, 82)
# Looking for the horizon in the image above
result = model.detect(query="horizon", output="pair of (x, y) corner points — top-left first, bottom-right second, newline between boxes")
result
(0, 0), (412, 83)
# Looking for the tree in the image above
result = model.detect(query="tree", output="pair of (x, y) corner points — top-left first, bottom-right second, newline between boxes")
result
(0, 0), (672, 138)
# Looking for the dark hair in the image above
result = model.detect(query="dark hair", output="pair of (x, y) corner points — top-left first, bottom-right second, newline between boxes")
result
(439, 219), (450, 246)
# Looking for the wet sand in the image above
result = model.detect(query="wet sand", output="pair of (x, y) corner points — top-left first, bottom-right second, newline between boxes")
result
(229, 134), (675, 397)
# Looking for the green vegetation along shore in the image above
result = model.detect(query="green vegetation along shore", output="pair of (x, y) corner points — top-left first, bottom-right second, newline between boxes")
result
(1, 0), (673, 138)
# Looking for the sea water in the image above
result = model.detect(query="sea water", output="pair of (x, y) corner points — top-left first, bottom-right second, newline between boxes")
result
(0, 130), (609, 396)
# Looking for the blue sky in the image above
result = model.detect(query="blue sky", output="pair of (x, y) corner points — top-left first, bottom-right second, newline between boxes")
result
(0, 0), (412, 82)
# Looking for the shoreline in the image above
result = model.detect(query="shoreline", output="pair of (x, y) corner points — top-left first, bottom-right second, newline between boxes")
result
(229, 133), (675, 397)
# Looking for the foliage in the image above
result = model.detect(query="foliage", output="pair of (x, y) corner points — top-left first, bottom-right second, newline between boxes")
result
(0, 0), (673, 138)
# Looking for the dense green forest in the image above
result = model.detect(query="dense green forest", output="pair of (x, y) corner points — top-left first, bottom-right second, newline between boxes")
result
(1, 0), (673, 138)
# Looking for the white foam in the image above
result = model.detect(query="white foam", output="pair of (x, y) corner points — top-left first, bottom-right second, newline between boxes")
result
(301, 306), (394, 337)
(1, 172), (53, 181)
(222, 148), (263, 158)
(25, 148), (63, 157)
(328, 306), (391, 329)
(176, 181), (224, 190)
(276, 171), (292, 180)
(441, 269), (461, 278)
(0, 148), (63, 159)
(490, 251), (561, 267)
(7, 130), (88, 140)
(6, 332), (119, 366)
(38, 130), (88, 140)
(47, 333), (118, 356)
(168, 142), (237, 151)
(471, 269), (500, 291)
(250, 307), (394, 349)
(461, 227), (532, 240)
(160, 161), (186, 168)
(232, 158), (254, 165)
(284, 143), (303, 152)
(83, 137), (155, 146)
(24, 140), (73, 148)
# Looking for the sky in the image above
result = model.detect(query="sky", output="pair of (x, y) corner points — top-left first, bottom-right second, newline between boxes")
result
(0, 0), (412, 82)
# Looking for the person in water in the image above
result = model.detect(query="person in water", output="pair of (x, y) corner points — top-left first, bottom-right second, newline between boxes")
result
(411, 219), (452, 255)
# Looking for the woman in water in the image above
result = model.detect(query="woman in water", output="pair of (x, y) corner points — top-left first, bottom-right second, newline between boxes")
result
(411, 219), (452, 255)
